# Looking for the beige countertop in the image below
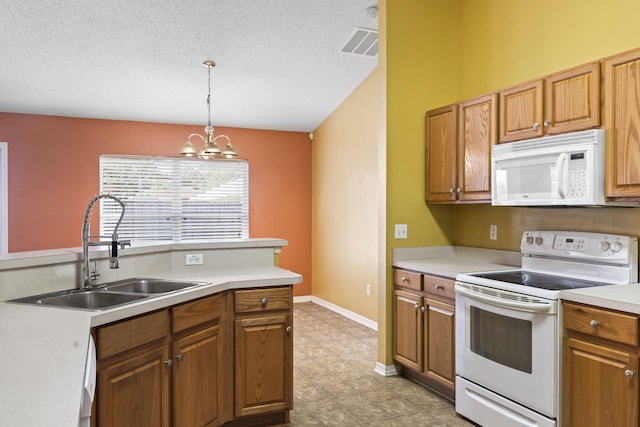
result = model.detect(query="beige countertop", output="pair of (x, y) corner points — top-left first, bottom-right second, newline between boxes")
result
(392, 245), (521, 278)
(561, 284), (640, 315)
(0, 266), (301, 427)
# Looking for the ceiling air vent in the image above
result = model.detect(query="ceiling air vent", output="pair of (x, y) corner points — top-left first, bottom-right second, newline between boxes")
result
(340, 27), (378, 57)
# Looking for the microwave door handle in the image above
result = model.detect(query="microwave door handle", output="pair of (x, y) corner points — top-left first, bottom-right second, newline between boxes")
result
(556, 153), (569, 199)
(455, 284), (554, 313)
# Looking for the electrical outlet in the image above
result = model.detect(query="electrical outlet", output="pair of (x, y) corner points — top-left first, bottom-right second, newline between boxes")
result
(490, 224), (498, 240)
(395, 224), (408, 239)
(185, 253), (203, 265)
(366, 283), (371, 296)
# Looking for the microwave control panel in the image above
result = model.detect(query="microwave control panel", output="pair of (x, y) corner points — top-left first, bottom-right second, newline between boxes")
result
(567, 152), (587, 199)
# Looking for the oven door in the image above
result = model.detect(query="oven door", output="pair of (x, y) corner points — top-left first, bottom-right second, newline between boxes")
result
(455, 282), (558, 418)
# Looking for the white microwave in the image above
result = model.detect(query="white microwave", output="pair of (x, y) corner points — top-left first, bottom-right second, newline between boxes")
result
(492, 129), (631, 206)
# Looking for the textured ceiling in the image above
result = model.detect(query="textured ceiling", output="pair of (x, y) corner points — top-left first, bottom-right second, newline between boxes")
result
(0, 1), (378, 132)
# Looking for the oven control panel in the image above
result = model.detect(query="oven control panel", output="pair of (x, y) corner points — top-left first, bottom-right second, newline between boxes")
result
(521, 230), (638, 263)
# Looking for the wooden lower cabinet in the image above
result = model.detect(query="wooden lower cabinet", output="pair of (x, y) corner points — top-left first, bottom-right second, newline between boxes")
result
(173, 325), (223, 427)
(563, 302), (640, 426)
(93, 286), (294, 427)
(393, 269), (455, 400)
(98, 344), (171, 427)
(234, 287), (293, 419)
(424, 298), (455, 393)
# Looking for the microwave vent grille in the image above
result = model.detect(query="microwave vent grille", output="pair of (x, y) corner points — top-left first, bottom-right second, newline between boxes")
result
(493, 129), (604, 155)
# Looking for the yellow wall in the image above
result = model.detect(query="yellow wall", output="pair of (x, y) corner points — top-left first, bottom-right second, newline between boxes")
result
(312, 67), (381, 321)
(383, 0), (640, 365)
(384, 0), (459, 363)
(454, 0), (640, 250)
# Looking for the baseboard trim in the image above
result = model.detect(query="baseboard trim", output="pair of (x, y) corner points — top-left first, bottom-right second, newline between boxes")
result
(293, 295), (377, 331)
(374, 362), (399, 377)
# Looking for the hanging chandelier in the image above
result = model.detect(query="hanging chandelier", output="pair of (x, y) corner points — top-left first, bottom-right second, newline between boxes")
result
(180, 60), (238, 159)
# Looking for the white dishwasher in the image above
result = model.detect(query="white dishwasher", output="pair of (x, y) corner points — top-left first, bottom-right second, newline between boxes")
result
(78, 335), (96, 427)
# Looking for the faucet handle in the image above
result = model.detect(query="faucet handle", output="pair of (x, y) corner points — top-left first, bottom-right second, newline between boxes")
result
(119, 240), (131, 249)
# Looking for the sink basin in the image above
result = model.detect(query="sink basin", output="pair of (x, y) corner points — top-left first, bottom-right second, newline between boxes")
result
(101, 278), (205, 294)
(7, 278), (206, 311)
(9, 289), (148, 310)
(36, 291), (148, 309)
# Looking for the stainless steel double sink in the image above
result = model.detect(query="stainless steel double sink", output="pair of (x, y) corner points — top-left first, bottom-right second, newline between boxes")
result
(8, 278), (207, 311)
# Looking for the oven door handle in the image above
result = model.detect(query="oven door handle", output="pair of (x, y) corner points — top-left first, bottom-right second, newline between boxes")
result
(455, 284), (554, 313)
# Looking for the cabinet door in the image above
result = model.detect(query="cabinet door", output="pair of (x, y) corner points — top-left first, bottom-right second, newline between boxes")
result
(393, 288), (422, 371)
(457, 93), (497, 201)
(563, 337), (638, 427)
(605, 49), (640, 198)
(425, 104), (458, 202)
(98, 345), (171, 427)
(173, 325), (222, 427)
(500, 80), (544, 142)
(423, 298), (455, 398)
(545, 62), (600, 135)
(235, 313), (292, 417)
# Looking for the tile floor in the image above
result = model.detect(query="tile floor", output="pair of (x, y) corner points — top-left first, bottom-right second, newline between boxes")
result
(289, 302), (475, 426)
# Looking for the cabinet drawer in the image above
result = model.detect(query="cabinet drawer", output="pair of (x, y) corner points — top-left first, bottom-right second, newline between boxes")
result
(393, 269), (422, 291)
(98, 310), (170, 359)
(172, 293), (223, 334)
(235, 286), (292, 313)
(563, 302), (639, 346)
(424, 274), (455, 301)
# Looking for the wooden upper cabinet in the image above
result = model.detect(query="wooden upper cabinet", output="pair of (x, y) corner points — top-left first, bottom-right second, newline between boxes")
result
(500, 79), (544, 142)
(545, 62), (600, 135)
(426, 94), (496, 204)
(458, 93), (498, 201)
(425, 105), (458, 202)
(500, 62), (600, 143)
(604, 48), (640, 198)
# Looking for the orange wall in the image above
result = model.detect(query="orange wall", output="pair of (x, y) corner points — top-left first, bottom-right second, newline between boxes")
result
(0, 113), (312, 296)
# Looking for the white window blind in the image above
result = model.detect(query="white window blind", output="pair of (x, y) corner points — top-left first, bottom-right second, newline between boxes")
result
(100, 155), (249, 241)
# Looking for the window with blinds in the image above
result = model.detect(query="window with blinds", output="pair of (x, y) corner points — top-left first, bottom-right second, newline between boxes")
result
(100, 155), (249, 241)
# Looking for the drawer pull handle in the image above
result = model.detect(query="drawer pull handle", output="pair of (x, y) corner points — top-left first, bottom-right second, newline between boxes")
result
(625, 369), (635, 379)
(401, 276), (409, 282)
(164, 359), (173, 367)
(176, 353), (184, 362)
(261, 297), (269, 305)
(590, 320), (599, 328)
(435, 284), (444, 290)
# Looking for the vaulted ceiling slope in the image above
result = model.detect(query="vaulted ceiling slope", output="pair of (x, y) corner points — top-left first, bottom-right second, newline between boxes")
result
(0, 1), (379, 132)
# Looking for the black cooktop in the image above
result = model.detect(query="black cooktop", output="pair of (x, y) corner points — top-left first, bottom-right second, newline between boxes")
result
(471, 270), (610, 291)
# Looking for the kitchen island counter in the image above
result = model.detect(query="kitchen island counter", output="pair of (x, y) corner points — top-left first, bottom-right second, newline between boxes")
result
(0, 266), (301, 427)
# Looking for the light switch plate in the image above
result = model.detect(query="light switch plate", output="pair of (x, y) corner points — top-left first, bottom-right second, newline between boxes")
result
(395, 224), (408, 239)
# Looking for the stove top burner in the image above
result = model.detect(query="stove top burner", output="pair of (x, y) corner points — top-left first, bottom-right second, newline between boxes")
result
(472, 270), (611, 291)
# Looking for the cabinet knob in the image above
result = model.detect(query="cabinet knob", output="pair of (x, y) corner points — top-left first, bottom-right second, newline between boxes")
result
(625, 369), (635, 378)
(401, 276), (409, 282)
(533, 122), (540, 130)
(261, 297), (269, 305)
(449, 188), (454, 194)
(414, 303), (420, 310)
(286, 326), (293, 334)
(435, 284), (444, 290)
(456, 188), (461, 193)
(590, 320), (599, 328)
(421, 306), (426, 312)
(164, 359), (173, 367)
(176, 353), (184, 362)
(543, 120), (551, 127)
